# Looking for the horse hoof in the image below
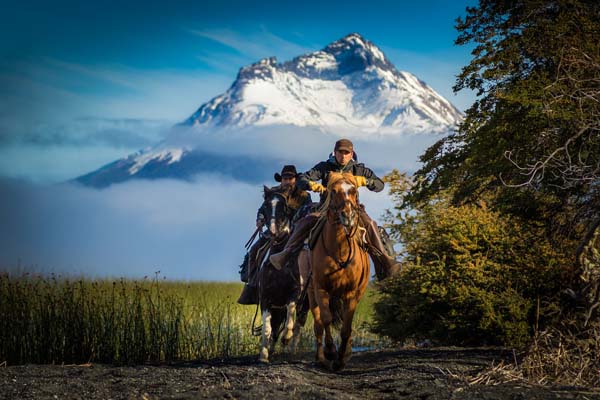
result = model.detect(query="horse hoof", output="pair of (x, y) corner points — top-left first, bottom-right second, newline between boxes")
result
(332, 359), (345, 371)
(318, 359), (333, 371)
(324, 346), (337, 361)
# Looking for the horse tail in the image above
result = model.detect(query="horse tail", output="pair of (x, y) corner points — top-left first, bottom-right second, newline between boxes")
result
(329, 296), (344, 329)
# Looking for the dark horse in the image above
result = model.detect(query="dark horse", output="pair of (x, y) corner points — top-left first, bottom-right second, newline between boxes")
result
(256, 186), (309, 363)
(306, 172), (370, 371)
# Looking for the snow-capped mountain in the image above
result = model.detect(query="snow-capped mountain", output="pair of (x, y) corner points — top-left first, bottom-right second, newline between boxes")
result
(183, 33), (461, 133)
(76, 33), (463, 188)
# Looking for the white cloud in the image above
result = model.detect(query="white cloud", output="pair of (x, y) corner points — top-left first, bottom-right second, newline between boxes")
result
(0, 58), (231, 123)
(188, 27), (313, 64)
(0, 117), (176, 183)
(0, 172), (398, 281)
(167, 124), (442, 174)
(0, 176), (263, 280)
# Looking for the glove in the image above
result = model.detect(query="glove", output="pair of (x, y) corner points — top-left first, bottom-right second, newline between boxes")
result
(256, 218), (265, 228)
(308, 181), (326, 193)
(355, 176), (368, 187)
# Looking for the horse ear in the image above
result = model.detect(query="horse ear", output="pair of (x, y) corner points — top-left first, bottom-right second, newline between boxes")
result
(263, 185), (270, 197)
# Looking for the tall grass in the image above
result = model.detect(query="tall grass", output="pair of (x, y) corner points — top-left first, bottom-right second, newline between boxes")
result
(0, 272), (383, 365)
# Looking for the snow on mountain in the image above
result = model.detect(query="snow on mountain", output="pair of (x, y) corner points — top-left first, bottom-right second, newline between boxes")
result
(76, 33), (463, 188)
(183, 33), (461, 134)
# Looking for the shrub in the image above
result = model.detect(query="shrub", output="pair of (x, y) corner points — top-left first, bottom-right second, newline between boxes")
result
(373, 194), (573, 348)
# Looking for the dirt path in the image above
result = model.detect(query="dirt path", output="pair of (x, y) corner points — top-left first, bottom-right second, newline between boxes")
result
(1, 348), (598, 399)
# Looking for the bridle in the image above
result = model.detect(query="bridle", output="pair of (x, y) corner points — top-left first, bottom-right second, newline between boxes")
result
(322, 182), (362, 270)
(266, 191), (292, 241)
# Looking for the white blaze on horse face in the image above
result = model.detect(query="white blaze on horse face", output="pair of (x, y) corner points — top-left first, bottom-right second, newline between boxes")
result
(340, 182), (354, 200)
(269, 197), (279, 234)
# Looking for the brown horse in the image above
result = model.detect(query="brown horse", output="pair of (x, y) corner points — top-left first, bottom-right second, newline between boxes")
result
(307, 172), (370, 371)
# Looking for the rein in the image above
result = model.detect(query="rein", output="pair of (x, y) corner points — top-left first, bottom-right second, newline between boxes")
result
(321, 204), (361, 270)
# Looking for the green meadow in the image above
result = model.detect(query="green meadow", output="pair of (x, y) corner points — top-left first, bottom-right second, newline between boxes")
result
(0, 272), (385, 365)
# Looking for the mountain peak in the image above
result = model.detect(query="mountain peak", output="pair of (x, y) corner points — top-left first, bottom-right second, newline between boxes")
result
(321, 33), (393, 75)
(236, 56), (278, 83)
(183, 33), (462, 131)
(328, 32), (369, 49)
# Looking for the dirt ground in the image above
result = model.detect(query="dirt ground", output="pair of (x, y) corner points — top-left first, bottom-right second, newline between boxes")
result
(1, 348), (599, 400)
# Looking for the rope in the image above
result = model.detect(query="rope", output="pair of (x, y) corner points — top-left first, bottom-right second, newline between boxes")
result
(251, 303), (261, 336)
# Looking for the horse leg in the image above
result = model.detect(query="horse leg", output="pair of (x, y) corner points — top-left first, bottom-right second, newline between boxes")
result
(324, 324), (336, 361)
(315, 288), (337, 364)
(291, 249), (310, 352)
(270, 312), (282, 357)
(291, 299), (309, 353)
(333, 297), (358, 371)
(258, 309), (272, 363)
(281, 301), (296, 347)
(309, 291), (329, 369)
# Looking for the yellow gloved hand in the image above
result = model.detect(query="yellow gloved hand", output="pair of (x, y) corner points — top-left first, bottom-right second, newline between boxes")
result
(355, 176), (368, 187)
(309, 181), (326, 193)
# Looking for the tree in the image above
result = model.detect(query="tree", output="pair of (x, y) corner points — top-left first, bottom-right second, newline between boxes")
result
(410, 0), (600, 234)
(375, 179), (573, 347)
(381, 0), (600, 384)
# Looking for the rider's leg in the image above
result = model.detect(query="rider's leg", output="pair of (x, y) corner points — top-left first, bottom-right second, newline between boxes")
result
(237, 236), (267, 305)
(358, 205), (401, 280)
(269, 213), (319, 270)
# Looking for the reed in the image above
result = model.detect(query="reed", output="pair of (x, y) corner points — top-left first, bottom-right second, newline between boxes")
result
(0, 272), (383, 365)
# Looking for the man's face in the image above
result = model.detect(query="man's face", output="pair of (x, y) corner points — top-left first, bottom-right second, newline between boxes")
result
(335, 149), (353, 166)
(281, 176), (296, 189)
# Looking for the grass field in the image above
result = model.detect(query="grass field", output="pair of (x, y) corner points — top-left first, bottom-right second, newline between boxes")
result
(0, 272), (386, 365)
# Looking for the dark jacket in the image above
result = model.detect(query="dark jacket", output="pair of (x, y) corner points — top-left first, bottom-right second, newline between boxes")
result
(256, 185), (312, 222)
(298, 153), (385, 196)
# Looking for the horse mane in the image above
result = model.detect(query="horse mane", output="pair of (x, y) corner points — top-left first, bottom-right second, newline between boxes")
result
(316, 172), (358, 214)
(263, 184), (292, 200)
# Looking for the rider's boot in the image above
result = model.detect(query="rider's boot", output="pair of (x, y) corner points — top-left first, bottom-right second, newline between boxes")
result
(237, 238), (263, 305)
(359, 208), (402, 280)
(237, 282), (258, 305)
(270, 214), (319, 270)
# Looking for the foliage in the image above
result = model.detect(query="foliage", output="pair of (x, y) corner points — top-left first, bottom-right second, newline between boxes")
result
(410, 0), (600, 232)
(375, 0), (599, 382)
(374, 189), (572, 347)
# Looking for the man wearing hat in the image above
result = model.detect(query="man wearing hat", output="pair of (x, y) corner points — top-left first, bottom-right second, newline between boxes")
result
(269, 139), (401, 280)
(238, 165), (312, 305)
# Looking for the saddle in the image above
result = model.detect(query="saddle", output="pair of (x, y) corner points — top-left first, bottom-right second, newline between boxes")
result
(307, 215), (327, 250)
(255, 236), (272, 272)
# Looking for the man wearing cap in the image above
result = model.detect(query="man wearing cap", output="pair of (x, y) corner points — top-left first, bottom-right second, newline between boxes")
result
(238, 165), (312, 305)
(269, 139), (400, 280)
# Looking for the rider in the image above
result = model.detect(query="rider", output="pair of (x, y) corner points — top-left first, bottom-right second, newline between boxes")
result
(238, 165), (312, 305)
(269, 139), (401, 280)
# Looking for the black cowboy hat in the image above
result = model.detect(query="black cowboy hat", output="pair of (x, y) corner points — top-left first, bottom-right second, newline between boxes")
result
(274, 165), (298, 182)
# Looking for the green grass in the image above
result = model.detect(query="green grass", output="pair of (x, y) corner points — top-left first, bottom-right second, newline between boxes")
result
(0, 272), (386, 365)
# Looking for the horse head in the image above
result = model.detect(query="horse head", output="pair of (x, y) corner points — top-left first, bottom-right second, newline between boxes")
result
(325, 173), (360, 229)
(263, 186), (292, 239)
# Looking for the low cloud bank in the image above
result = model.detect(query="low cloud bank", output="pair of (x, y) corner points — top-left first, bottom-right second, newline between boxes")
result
(0, 174), (395, 280)
(0, 176), (260, 280)
(167, 124), (444, 175)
